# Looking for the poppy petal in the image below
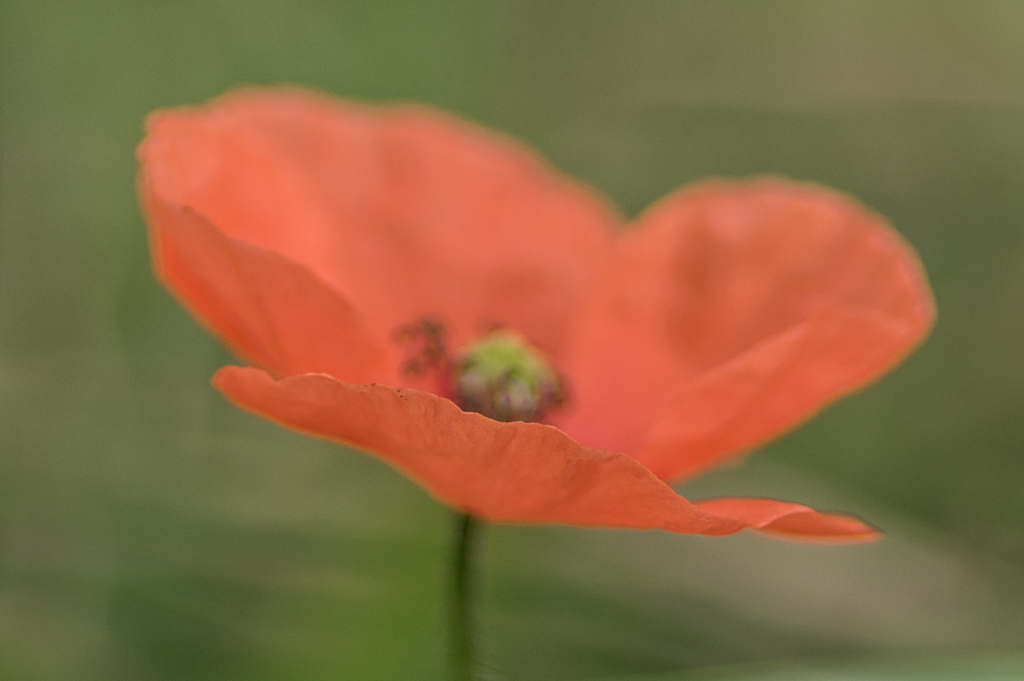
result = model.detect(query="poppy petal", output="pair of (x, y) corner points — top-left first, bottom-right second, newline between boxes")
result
(212, 366), (877, 540)
(141, 188), (391, 383)
(557, 178), (934, 481)
(695, 498), (878, 542)
(139, 88), (618, 358)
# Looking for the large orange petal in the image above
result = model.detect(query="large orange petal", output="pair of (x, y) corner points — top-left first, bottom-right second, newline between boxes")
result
(139, 88), (618, 358)
(557, 178), (935, 482)
(141, 185), (392, 383)
(212, 366), (877, 540)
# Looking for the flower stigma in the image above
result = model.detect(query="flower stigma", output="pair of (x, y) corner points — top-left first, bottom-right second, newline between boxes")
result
(455, 330), (565, 423)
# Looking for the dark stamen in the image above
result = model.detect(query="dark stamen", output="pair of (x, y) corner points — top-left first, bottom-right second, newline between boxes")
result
(393, 318), (450, 378)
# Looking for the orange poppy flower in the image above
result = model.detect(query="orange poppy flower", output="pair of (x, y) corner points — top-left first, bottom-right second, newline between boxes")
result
(137, 88), (934, 541)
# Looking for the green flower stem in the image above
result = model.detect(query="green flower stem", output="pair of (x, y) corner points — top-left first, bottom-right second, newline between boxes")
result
(448, 511), (478, 681)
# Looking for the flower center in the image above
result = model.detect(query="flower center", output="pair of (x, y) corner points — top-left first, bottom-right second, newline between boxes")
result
(394, 320), (565, 423)
(454, 330), (564, 423)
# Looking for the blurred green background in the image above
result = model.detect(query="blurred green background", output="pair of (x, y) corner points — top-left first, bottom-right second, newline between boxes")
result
(3, 1), (1024, 679)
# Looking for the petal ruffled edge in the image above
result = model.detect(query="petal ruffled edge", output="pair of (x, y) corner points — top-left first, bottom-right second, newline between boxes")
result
(212, 366), (878, 541)
(695, 497), (878, 542)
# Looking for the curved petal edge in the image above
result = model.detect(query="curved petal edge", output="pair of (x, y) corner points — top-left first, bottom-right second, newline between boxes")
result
(212, 366), (878, 541)
(695, 497), (879, 542)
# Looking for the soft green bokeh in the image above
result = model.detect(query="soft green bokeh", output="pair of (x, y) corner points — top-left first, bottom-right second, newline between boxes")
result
(2, 2), (1024, 679)
(609, 656), (1024, 680)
